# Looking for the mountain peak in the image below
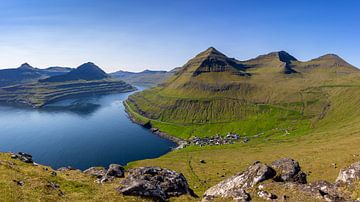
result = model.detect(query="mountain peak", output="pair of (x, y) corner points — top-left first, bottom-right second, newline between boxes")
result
(40, 62), (109, 83)
(18, 63), (35, 70)
(198, 47), (225, 58)
(180, 47), (248, 76)
(317, 54), (343, 60)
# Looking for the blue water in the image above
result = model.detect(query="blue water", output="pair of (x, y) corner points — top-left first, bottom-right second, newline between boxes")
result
(0, 88), (176, 170)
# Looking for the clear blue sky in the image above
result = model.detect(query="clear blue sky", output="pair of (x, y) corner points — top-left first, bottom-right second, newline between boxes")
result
(0, 0), (359, 72)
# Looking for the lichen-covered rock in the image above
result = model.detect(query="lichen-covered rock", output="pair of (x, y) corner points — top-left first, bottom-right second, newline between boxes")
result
(270, 158), (307, 184)
(83, 167), (107, 178)
(202, 161), (275, 201)
(336, 161), (360, 184)
(117, 167), (193, 201)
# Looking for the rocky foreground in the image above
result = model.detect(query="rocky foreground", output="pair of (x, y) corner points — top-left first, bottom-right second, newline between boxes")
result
(6, 152), (360, 201)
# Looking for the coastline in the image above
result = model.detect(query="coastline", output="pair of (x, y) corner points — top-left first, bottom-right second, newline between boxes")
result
(123, 100), (187, 150)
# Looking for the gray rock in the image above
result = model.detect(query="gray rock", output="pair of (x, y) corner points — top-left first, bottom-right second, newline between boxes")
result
(106, 164), (125, 177)
(117, 167), (194, 201)
(336, 161), (360, 184)
(202, 161), (275, 201)
(83, 167), (107, 178)
(270, 158), (307, 184)
(97, 164), (125, 183)
(11, 152), (33, 163)
(257, 190), (277, 200)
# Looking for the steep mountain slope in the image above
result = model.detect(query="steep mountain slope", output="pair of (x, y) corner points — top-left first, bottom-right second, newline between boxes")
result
(126, 47), (360, 139)
(0, 63), (71, 87)
(40, 62), (108, 83)
(110, 69), (173, 86)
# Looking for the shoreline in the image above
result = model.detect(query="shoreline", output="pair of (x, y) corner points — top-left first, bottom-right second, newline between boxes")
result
(123, 100), (187, 150)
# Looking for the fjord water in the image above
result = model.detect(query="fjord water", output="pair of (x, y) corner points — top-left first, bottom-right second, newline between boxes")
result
(0, 88), (176, 170)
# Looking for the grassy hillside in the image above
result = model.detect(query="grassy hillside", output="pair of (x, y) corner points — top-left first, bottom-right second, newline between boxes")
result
(126, 48), (359, 140)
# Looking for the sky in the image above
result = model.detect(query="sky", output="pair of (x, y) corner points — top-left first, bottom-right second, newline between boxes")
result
(0, 0), (359, 72)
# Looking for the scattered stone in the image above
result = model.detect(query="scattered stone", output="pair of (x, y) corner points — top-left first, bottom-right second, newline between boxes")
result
(13, 180), (24, 186)
(257, 190), (277, 200)
(202, 161), (275, 201)
(200, 160), (206, 164)
(336, 161), (360, 184)
(46, 181), (60, 189)
(118, 167), (194, 201)
(11, 152), (33, 163)
(83, 167), (107, 178)
(270, 158), (307, 184)
(51, 171), (57, 176)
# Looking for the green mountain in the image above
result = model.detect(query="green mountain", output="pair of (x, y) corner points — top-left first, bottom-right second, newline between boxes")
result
(0, 63), (72, 87)
(126, 47), (359, 139)
(110, 69), (173, 86)
(40, 62), (108, 83)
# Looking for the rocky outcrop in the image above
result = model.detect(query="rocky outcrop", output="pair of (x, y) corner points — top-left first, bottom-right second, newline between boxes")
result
(202, 162), (276, 201)
(270, 158), (307, 184)
(10, 152), (33, 163)
(202, 158), (360, 201)
(117, 167), (194, 201)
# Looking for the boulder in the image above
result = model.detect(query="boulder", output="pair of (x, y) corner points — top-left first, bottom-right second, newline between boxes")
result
(97, 164), (125, 183)
(270, 158), (307, 184)
(202, 161), (275, 201)
(83, 167), (107, 178)
(11, 152), (33, 163)
(106, 164), (125, 177)
(117, 167), (193, 201)
(336, 161), (360, 184)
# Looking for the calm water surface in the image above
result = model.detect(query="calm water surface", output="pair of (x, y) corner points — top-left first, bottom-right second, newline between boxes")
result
(0, 88), (176, 170)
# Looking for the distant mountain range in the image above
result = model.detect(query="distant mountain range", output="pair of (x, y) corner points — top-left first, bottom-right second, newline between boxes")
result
(110, 69), (176, 86)
(0, 63), (72, 87)
(0, 62), (136, 107)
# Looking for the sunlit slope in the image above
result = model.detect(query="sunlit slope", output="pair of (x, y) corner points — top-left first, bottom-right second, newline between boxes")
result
(126, 47), (360, 139)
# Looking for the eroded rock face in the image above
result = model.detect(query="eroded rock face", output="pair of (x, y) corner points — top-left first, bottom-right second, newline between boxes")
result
(117, 167), (193, 201)
(270, 158), (307, 184)
(336, 161), (360, 184)
(11, 152), (33, 163)
(202, 162), (275, 201)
